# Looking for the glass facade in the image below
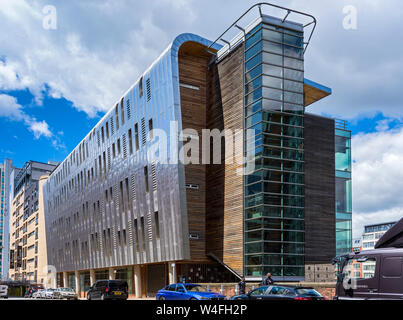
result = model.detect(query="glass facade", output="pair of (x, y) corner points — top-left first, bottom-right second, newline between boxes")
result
(335, 127), (352, 255)
(244, 22), (305, 279)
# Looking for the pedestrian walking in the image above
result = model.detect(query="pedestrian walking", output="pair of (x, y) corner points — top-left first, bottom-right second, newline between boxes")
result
(238, 276), (246, 295)
(261, 273), (274, 286)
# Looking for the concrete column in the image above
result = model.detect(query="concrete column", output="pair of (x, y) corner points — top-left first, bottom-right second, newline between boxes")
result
(63, 272), (69, 288)
(74, 271), (81, 296)
(108, 267), (115, 280)
(90, 269), (96, 287)
(134, 265), (142, 299)
(168, 262), (177, 284)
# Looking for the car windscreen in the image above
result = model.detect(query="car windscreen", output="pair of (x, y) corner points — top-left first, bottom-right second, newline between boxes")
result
(108, 281), (128, 289)
(184, 285), (209, 292)
(295, 288), (321, 296)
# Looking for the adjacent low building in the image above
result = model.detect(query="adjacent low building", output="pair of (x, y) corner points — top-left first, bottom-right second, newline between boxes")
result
(42, 4), (352, 297)
(349, 221), (397, 279)
(0, 159), (16, 280)
(8, 161), (56, 285)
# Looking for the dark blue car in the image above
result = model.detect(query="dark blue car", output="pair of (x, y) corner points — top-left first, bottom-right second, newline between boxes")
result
(156, 284), (226, 300)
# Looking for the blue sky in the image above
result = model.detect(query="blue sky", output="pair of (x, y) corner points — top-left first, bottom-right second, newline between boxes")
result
(0, 89), (100, 168)
(1, 0), (403, 237)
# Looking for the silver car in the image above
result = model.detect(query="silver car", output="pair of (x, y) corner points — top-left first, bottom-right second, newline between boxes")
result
(44, 288), (56, 299)
(33, 289), (45, 299)
(54, 287), (78, 300)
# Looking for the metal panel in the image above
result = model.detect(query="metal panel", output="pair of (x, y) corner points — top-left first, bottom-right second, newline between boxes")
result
(42, 34), (221, 273)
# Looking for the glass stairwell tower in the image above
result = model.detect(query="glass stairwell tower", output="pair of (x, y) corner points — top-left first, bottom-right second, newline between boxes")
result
(243, 17), (306, 280)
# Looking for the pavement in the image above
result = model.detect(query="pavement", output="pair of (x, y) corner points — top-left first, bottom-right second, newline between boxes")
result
(1, 296), (155, 301)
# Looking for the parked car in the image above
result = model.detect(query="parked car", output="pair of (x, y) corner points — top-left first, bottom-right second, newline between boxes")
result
(87, 280), (128, 300)
(0, 285), (8, 299)
(156, 284), (226, 300)
(230, 285), (325, 300)
(32, 289), (45, 299)
(43, 288), (57, 299)
(54, 287), (78, 300)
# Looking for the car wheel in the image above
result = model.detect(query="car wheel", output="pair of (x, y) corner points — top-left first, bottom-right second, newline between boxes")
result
(159, 296), (165, 301)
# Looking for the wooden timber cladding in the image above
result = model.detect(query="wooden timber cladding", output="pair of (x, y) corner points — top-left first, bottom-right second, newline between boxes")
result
(304, 113), (336, 264)
(206, 44), (245, 275)
(178, 41), (245, 273)
(178, 42), (211, 263)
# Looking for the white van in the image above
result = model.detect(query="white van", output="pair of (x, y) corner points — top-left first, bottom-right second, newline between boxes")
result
(0, 285), (8, 299)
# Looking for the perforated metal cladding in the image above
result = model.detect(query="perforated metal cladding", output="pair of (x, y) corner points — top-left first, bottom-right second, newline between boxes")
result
(130, 174), (136, 201)
(146, 78), (151, 101)
(40, 35), (216, 273)
(141, 118), (146, 146)
(110, 117), (115, 135)
(151, 163), (157, 192)
(123, 134), (127, 159)
(126, 99), (131, 119)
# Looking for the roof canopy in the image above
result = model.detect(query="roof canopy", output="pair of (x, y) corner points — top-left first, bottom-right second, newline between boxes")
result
(304, 78), (332, 107)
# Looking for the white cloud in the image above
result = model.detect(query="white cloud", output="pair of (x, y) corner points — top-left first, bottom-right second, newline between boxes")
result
(0, 0), (402, 120)
(0, 93), (53, 139)
(0, 0), (197, 117)
(352, 128), (403, 237)
(0, 93), (25, 120)
(27, 119), (52, 139)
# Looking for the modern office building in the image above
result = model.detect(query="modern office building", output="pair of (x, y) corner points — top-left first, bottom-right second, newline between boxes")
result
(352, 238), (362, 252)
(43, 4), (348, 297)
(349, 221), (397, 279)
(8, 161), (57, 284)
(0, 159), (16, 280)
(361, 222), (396, 251)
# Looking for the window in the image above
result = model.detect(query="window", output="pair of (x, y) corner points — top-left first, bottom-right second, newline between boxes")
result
(117, 139), (121, 155)
(106, 122), (109, 139)
(134, 123), (140, 151)
(139, 77), (143, 98)
(103, 152), (107, 180)
(382, 257), (403, 278)
(120, 181), (124, 213)
(125, 178), (130, 213)
(269, 286), (287, 295)
(144, 166), (149, 193)
(120, 98), (125, 126)
(155, 211), (160, 240)
(148, 119), (154, 140)
(122, 229), (127, 246)
(128, 129), (133, 155)
(134, 219), (139, 252)
(112, 143), (116, 159)
(250, 287), (268, 296)
(115, 105), (119, 130)
(343, 258), (377, 280)
(101, 127), (105, 143)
